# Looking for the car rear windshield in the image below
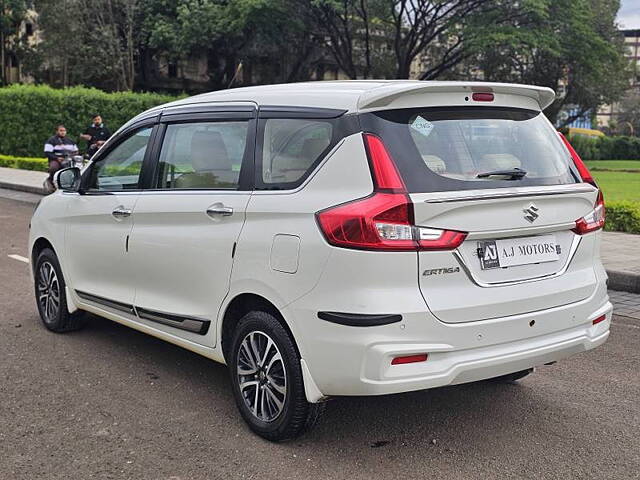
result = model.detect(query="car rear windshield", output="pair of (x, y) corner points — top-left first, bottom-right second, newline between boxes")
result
(359, 107), (580, 193)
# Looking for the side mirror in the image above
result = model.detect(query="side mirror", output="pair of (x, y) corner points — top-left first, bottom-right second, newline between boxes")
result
(54, 167), (81, 192)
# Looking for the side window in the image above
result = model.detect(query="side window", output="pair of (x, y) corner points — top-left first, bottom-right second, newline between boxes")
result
(260, 119), (333, 187)
(87, 127), (152, 191)
(156, 121), (249, 190)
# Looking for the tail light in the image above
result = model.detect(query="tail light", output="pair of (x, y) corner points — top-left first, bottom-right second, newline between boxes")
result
(316, 134), (467, 251)
(573, 190), (605, 235)
(558, 133), (606, 234)
(558, 132), (596, 187)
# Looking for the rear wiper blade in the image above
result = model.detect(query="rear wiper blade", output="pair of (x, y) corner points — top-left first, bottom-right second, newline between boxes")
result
(476, 168), (527, 179)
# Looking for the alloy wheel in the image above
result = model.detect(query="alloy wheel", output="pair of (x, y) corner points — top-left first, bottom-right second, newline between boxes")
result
(37, 261), (60, 324)
(236, 331), (287, 422)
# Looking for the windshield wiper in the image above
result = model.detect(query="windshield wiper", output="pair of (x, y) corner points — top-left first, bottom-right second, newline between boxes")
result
(476, 168), (527, 180)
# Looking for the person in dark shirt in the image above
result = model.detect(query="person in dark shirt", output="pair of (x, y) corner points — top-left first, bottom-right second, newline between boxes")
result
(80, 114), (111, 158)
(44, 125), (79, 189)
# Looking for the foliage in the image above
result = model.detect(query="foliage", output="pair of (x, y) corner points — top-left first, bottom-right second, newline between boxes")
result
(616, 90), (640, 136)
(568, 135), (640, 160)
(139, 0), (323, 90)
(475, 0), (629, 125)
(0, 84), (180, 157)
(311, 0), (506, 80)
(0, 0), (29, 86)
(605, 201), (640, 234)
(24, 0), (141, 91)
(0, 154), (48, 171)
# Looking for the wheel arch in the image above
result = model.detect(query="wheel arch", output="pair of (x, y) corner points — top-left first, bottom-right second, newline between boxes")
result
(31, 237), (57, 275)
(220, 292), (301, 364)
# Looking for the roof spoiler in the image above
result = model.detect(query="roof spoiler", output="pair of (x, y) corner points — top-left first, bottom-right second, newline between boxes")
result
(358, 82), (555, 112)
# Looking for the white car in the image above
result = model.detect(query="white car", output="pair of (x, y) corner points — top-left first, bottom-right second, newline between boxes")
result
(29, 81), (612, 441)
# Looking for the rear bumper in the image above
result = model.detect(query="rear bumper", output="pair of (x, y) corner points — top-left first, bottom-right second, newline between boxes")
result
(286, 287), (612, 399)
(353, 310), (610, 396)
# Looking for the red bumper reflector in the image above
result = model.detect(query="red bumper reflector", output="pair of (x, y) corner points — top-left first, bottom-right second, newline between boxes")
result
(391, 354), (428, 365)
(592, 314), (606, 325)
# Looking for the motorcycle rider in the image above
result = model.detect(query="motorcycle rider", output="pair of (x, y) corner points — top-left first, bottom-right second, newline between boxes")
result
(80, 114), (111, 159)
(44, 125), (79, 190)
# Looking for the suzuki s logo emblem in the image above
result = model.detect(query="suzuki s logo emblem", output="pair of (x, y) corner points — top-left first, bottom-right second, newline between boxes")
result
(523, 203), (539, 223)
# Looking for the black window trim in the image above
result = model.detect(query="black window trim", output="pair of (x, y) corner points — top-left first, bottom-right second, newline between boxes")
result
(258, 105), (347, 119)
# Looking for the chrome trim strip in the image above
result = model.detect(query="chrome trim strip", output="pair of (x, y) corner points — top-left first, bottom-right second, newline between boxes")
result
(452, 235), (582, 288)
(465, 222), (577, 240)
(136, 307), (210, 335)
(422, 184), (596, 204)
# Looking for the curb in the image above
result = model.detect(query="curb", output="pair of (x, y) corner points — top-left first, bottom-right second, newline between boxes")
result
(0, 180), (45, 196)
(607, 270), (640, 294)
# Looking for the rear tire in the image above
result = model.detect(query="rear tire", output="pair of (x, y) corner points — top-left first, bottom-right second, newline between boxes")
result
(228, 310), (324, 441)
(34, 248), (86, 333)
(488, 368), (533, 384)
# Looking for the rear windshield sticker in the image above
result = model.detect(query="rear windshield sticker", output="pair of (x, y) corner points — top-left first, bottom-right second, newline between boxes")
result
(411, 116), (434, 137)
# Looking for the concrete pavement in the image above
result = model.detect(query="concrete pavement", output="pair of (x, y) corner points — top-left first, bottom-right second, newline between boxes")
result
(0, 166), (47, 195)
(1, 166), (639, 293)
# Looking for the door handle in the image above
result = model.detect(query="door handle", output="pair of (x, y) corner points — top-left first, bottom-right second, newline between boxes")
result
(112, 206), (132, 219)
(206, 205), (234, 217)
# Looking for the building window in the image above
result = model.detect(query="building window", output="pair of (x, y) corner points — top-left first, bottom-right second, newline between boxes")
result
(25, 23), (33, 37)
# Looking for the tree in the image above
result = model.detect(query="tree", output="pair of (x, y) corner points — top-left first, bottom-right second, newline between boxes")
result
(475, 0), (629, 126)
(310, 0), (505, 80)
(0, 0), (28, 85)
(141, 0), (324, 89)
(25, 0), (142, 91)
(617, 90), (640, 136)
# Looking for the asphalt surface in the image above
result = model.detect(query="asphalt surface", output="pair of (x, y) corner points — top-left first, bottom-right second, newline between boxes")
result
(1, 194), (639, 480)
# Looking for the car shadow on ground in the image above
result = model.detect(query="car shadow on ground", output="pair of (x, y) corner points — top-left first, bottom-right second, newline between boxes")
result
(73, 313), (556, 453)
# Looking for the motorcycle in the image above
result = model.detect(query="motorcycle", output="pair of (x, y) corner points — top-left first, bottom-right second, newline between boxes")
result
(43, 152), (87, 194)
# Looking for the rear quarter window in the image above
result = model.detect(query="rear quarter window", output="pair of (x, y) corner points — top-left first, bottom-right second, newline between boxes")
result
(360, 107), (580, 193)
(261, 119), (333, 186)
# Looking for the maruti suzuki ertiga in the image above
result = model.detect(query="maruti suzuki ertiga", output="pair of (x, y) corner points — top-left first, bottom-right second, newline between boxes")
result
(29, 81), (612, 441)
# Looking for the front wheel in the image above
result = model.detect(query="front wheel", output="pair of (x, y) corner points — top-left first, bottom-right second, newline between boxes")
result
(229, 311), (324, 441)
(34, 248), (86, 333)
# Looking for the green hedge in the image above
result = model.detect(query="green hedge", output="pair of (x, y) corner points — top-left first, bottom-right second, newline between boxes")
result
(569, 135), (640, 160)
(605, 201), (640, 234)
(0, 84), (181, 158)
(0, 154), (48, 172)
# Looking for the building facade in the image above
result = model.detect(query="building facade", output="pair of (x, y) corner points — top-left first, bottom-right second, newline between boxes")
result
(596, 28), (640, 129)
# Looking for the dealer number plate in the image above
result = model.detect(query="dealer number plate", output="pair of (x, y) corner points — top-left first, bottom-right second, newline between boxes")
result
(478, 234), (559, 270)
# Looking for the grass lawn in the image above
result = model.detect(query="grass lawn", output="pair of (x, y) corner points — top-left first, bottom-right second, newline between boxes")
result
(585, 160), (640, 171)
(591, 170), (640, 203)
(581, 160), (640, 203)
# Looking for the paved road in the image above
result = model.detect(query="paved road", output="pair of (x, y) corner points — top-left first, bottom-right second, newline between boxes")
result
(1, 196), (639, 480)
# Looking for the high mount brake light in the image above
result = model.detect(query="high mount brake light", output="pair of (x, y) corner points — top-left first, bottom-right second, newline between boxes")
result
(558, 133), (606, 234)
(315, 134), (467, 251)
(472, 92), (494, 102)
